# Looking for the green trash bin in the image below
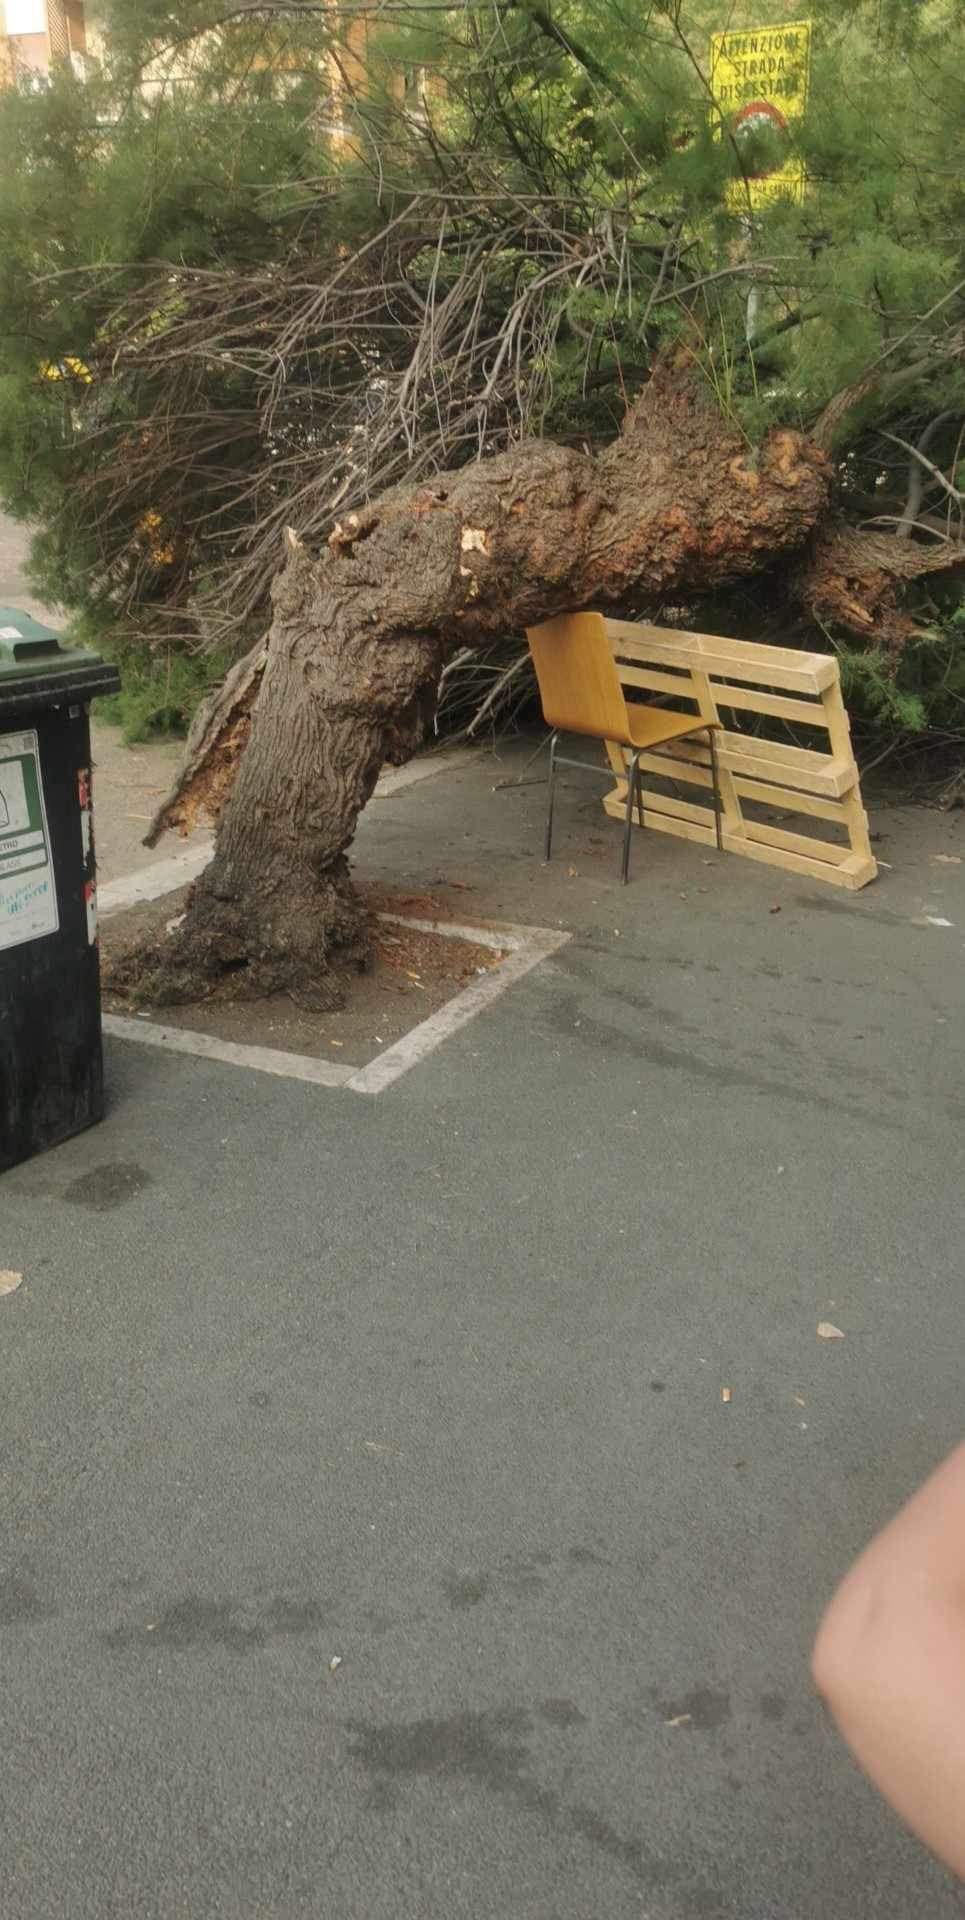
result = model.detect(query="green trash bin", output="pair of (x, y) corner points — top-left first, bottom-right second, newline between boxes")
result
(0, 608), (120, 1173)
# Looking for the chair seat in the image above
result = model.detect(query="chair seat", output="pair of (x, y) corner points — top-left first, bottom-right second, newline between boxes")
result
(624, 708), (716, 750)
(526, 613), (725, 879)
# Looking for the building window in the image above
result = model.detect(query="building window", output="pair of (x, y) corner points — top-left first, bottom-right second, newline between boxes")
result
(4, 0), (48, 32)
(47, 1), (70, 56)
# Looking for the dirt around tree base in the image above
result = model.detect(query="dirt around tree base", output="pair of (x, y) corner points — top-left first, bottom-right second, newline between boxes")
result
(101, 882), (507, 1069)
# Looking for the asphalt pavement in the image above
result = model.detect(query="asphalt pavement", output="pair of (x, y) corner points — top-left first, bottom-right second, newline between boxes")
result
(2, 721), (964, 1918)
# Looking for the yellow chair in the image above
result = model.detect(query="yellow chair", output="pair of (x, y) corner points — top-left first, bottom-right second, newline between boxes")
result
(526, 612), (723, 883)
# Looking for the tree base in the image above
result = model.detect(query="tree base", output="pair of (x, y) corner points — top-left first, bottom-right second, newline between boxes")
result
(103, 856), (371, 1009)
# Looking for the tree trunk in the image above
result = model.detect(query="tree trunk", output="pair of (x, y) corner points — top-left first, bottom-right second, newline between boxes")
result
(127, 364), (831, 1004)
(794, 522), (965, 652)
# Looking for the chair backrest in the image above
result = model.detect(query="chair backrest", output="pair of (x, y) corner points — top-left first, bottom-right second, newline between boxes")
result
(526, 612), (629, 740)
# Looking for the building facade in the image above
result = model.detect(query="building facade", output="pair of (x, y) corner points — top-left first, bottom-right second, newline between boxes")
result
(0, 1), (102, 81)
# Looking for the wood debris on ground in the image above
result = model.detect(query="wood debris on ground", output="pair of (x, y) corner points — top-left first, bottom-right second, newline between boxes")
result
(370, 916), (503, 988)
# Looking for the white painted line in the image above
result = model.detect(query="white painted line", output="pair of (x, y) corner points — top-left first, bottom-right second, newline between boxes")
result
(97, 748), (477, 916)
(99, 841), (214, 918)
(346, 928), (570, 1096)
(378, 911), (520, 954)
(102, 892), (569, 1095)
(373, 749), (480, 797)
(102, 1014), (355, 1089)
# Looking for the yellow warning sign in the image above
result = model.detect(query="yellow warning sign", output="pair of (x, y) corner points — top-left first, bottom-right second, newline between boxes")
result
(710, 19), (811, 208)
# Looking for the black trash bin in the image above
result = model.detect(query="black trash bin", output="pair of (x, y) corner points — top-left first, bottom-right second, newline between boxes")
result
(0, 608), (120, 1173)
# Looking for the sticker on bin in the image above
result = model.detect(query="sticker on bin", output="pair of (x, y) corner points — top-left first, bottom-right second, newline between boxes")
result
(0, 729), (58, 951)
(78, 766), (97, 944)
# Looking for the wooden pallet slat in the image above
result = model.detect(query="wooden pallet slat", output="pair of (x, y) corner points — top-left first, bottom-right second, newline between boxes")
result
(619, 728), (855, 798)
(600, 790), (877, 889)
(701, 681), (829, 727)
(604, 776), (854, 860)
(718, 734), (856, 799)
(729, 776), (850, 826)
(623, 752), (852, 828)
(533, 610), (878, 891)
(607, 618), (840, 694)
(620, 663), (701, 699)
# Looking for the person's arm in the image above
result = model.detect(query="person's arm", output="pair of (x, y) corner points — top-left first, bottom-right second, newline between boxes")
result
(813, 1442), (965, 1880)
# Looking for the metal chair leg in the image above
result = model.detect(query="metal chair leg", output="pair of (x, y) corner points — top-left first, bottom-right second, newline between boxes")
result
(709, 728), (724, 852)
(622, 751), (640, 884)
(544, 731), (558, 862)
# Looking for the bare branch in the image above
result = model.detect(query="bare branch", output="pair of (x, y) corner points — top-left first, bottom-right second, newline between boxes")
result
(892, 412), (962, 536)
(502, 0), (635, 105)
(882, 428), (964, 508)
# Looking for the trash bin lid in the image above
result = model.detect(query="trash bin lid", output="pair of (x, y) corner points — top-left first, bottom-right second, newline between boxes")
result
(0, 608), (120, 715)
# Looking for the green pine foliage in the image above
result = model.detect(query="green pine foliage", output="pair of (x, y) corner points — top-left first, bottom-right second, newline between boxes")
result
(0, 0), (961, 744)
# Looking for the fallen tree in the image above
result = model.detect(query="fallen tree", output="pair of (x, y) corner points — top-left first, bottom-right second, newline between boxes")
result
(127, 363), (832, 1002)
(3, 0), (962, 1000)
(795, 523), (965, 654)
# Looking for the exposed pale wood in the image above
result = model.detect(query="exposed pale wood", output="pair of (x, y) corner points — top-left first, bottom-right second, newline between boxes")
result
(629, 709), (715, 749)
(605, 738), (627, 783)
(632, 786), (717, 829)
(719, 834), (874, 889)
(527, 614), (714, 753)
(529, 614), (726, 887)
(702, 682), (827, 726)
(823, 675), (856, 761)
(606, 750), (715, 810)
(741, 819), (851, 864)
(606, 778), (848, 857)
(719, 736), (855, 798)
(147, 635), (266, 846)
(602, 792), (875, 888)
(627, 751), (850, 826)
(621, 663), (702, 699)
(838, 853), (879, 881)
(840, 789), (874, 862)
(639, 736), (712, 768)
(605, 619), (839, 693)
(822, 679), (875, 862)
(555, 610), (880, 889)
(730, 777), (848, 825)
(603, 790), (717, 841)
(610, 771), (844, 856)
(643, 729), (856, 799)
(529, 612), (628, 738)
(693, 664), (744, 840)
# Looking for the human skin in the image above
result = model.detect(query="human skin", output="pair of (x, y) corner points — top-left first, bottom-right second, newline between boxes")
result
(813, 1442), (965, 1881)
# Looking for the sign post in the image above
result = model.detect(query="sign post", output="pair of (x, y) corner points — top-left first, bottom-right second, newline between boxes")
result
(710, 19), (812, 209)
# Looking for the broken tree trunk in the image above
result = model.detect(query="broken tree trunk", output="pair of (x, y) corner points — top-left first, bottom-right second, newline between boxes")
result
(131, 365), (831, 1004)
(794, 523), (965, 651)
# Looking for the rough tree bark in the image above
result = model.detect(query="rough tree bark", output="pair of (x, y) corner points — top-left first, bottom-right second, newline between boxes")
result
(127, 364), (838, 1004)
(795, 523), (965, 651)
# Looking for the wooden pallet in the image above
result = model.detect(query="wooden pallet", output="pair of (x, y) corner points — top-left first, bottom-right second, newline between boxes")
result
(537, 613), (877, 890)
